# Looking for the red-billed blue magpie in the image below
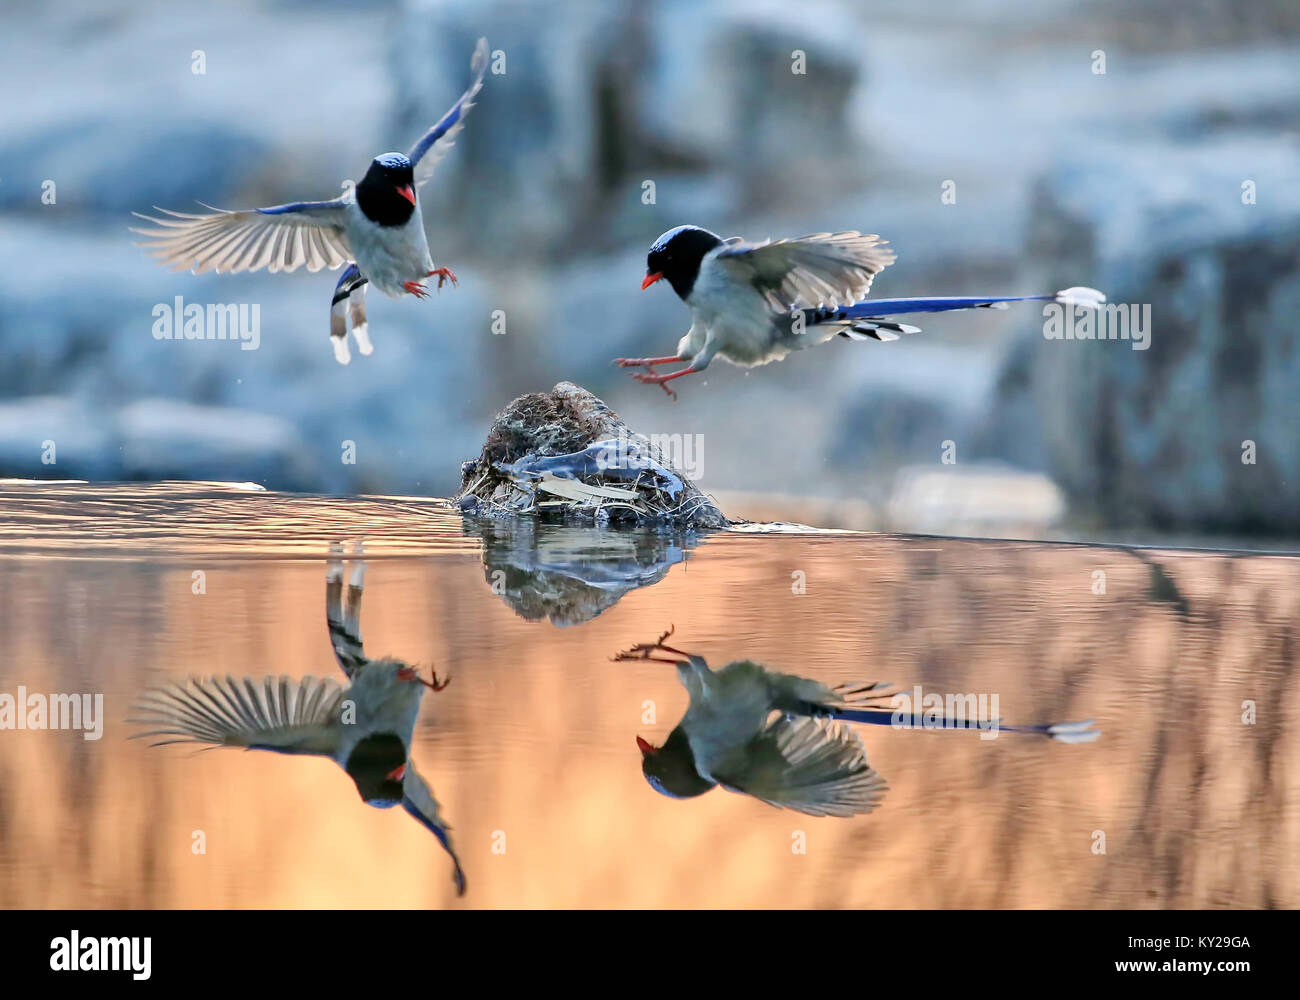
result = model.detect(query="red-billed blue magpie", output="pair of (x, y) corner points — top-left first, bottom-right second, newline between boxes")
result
(132, 38), (489, 365)
(619, 225), (1105, 398)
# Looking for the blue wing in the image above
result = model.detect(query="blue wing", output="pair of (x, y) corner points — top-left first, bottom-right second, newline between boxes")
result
(257, 199), (349, 216)
(402, 765), (468, 896)
(406, 37), (490, 189)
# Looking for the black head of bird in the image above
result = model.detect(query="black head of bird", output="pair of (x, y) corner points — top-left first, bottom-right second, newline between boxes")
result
(643, 225), (724, 300)
(355, 152), (417, 227)
(637, 726), (716, 800)
(344, 732), (410, 806)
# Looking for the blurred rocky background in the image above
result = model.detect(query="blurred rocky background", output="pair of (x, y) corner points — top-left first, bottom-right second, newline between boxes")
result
(1, 0), (1297, 540)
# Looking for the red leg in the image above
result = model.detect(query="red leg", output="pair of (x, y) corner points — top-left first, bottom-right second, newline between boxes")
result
(614, 355), (685, 368)
(427, 267), (458, 291)
(403, 280), (429, 299)
(631, 366), (698, 401)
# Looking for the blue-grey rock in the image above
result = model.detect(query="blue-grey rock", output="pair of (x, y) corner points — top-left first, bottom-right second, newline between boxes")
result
(987, 139), (1300, 532)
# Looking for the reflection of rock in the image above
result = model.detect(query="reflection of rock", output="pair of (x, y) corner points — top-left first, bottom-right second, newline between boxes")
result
(456, 382), (728, 529)
(464, 517), (698, 626)
(1129, 550), (1192, 619)
(984, 140), (1300, 534)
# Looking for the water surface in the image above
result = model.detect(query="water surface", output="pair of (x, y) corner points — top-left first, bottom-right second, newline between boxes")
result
(0, 482), (1295, 908)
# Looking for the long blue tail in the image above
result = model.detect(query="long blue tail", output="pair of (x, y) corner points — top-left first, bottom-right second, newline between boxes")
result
(846, 287), (1105, 317)
(835, 708), (1099, 743)
(846, 294), (1047, 315)
(806, 286), (1105, 342)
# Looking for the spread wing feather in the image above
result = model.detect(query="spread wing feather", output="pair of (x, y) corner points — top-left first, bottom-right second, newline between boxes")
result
(713, 715), (888, 817)
(129, 674), (345, 756)
(130, 200), (351, 275)
(714, 231), (896, 312)
(407, 37), (490, 189)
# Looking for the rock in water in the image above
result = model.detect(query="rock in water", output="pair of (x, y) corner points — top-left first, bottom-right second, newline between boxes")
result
(456, 382), (728, 529)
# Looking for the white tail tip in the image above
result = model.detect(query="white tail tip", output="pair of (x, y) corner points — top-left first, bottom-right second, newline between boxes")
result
(1047, 718), (1101, 743)
(1054, 287), (1106, 309)
(352, 322), (374, 356)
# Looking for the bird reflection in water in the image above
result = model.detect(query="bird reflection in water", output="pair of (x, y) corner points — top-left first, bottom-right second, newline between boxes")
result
(616, 627), (1098, 817)
(129, 545), (467, 895)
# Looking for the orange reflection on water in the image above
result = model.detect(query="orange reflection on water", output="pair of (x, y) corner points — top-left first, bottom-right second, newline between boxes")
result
(0, 484), (1296, 908)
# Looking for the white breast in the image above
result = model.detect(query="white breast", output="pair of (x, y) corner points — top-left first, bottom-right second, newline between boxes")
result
(343, 198), (434, 298)
(688, 251), (795, 367)
(331, 661), (424, 763)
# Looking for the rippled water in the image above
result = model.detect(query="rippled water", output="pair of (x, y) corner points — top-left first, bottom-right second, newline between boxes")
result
(0, 481), (1295, 908)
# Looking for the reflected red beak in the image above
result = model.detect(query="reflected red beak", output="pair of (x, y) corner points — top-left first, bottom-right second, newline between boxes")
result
(396, 184), (416, 206)
(386, 764), (407, 780)
(636, 736), (657, 756)
(641, 272), (663, 290)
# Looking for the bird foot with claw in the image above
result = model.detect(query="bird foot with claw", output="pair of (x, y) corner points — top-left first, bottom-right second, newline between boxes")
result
(631, 370), (680, 401)
(427, 267), (458, 291)
(403, 280), (430, 299)
(613, 626), (693, 662)
(398, 665), (451, 691)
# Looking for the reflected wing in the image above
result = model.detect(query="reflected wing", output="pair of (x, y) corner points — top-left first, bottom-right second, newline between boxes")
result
(402, 764), (468, 896)
(712, 231), (895, 311)
(131, 199), (351, 274)
(406, 37), (489, 189)
(129, 675), (345, 756)
(713, 715), (887, 817)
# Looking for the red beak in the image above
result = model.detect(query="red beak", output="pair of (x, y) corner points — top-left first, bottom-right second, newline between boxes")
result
(641, 272), (663, 290)
(396, 184), (416, 206)
(636, 736), (657, 756)
(386, 764), (407, 780)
